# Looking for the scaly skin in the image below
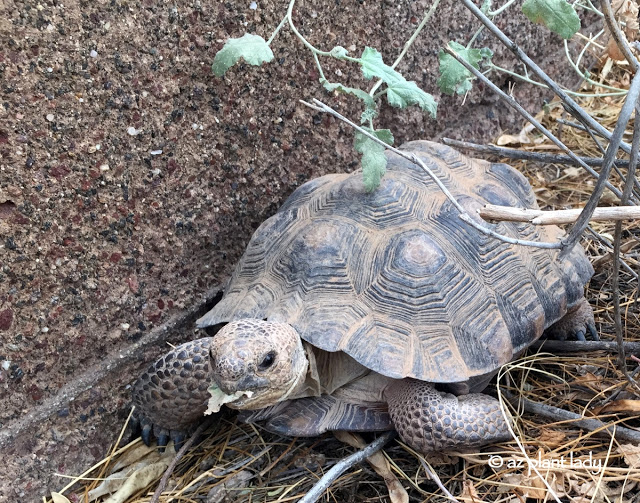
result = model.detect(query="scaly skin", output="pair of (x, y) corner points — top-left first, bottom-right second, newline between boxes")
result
(132, 338), (213, 446)
(385, 379), (511, 452)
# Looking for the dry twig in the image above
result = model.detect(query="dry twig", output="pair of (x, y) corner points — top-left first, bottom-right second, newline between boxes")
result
(459, 0), (634, 156)
(297, 431), (397, 503)
(517, 397), (640, 443)
(612, 104), (640, 395)
(441, 138), (635, 168)
(479, 204), (640, 225)
(149, 416), (215, 503)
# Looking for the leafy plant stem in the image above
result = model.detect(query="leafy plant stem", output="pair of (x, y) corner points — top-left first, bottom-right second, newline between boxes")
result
(368, 0), (442, 96)
(574, 29), (605, 67)
(466, 27), (485, 49)
(267, 15), (288, 45)
(286, 0), (333, 57)
(487, 63), (627, 97)
(575, 0), (603, 15)
(312, 53), (327, 81)
(563, 39), (629, 93)
(488, 0), (520, 16)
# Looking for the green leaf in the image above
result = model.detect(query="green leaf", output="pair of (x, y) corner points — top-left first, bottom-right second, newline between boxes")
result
(212, 33), (274, 77)
(386, 81), (437, 117)
(357, 47), (437, 116)
(354, 128), (394, 191)
(521, 0), (580, 39)
(437, 42), (493, 95)
(360, 104), (378, 124)
(359, 47), (403, 83)
(321, 79), (375, 107)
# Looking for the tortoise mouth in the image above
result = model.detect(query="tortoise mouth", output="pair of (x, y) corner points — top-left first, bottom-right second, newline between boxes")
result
(216, 375), (270, 396)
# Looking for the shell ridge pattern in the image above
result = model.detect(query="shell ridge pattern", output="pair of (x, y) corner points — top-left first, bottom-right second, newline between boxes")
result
(198, 141), (592, 383)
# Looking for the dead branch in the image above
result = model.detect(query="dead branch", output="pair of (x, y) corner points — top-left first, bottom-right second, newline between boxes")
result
(444, 46), (624, 204)
(517, 396), (640, 443)
(459, 0), (634, 157)
(441, 138), (635, 168)
(297, 431), (397, 503)
(601, 0), (640, 72)
(479, 204), (640, 225)
(612, 103), (640, 395)
(531, 340), (640, 354)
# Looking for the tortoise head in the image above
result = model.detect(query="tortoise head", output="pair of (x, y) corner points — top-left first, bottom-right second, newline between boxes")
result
(209, 319), (308, 409)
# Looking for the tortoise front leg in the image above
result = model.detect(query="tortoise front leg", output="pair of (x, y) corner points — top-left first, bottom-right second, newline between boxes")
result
(385, 379), (511, 452)
(131, 338), (214, 449)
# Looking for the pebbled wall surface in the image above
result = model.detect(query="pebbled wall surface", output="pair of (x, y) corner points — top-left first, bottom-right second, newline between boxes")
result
(0, 0), (592, 499)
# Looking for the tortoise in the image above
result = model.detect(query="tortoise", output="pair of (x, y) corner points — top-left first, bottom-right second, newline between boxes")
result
(131, 140), (596, 453)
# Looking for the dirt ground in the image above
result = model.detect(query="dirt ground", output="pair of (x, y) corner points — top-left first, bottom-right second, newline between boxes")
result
(0, 0), (596, 500)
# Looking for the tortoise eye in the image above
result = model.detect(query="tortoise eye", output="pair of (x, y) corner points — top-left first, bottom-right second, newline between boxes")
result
(258, 351), (276, 370)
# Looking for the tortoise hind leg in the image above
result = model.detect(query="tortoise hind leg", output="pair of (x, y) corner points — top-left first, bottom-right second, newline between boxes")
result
(546, 298), (598, 341)
(131, 338), (214, 449)
(385, 379), (511, 453)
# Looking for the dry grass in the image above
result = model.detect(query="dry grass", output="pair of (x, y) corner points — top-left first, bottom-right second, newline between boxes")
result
(47, 62), (640, 503)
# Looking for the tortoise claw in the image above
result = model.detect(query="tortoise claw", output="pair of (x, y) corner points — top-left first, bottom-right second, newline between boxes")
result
(154, 425), (170, 452)
(156, 433), (169, 452)
(588, 323), (600, 341)
(127, 411), (141, 435)
(141, 423), (153, 447)
(575, 330), (586, 342)
(171, 431), (185, 451)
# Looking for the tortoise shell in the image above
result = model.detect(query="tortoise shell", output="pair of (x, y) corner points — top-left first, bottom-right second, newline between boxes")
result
(198, 141), (593, 383)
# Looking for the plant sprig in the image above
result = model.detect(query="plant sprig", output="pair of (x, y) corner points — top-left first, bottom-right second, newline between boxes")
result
(212, 0), (591, 190)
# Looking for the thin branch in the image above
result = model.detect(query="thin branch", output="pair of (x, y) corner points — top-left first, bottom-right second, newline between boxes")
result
(441, 138), (635, 168)
(296, 431), (397, 503)
(149, 416), (215, 503)
(301, 98), (562, 249)
(369, 0), (442, 96)
(612, 104), (640, 395)
(601, 0), (640, 72)
(531, 340), (640, 354)
(516, 396), (640, 443)
(479, 204), (640, 225)
(267, 15), (288, 45)
(420, 459), (459, 502)
(558, 69), (640, 258)
(459, 0), (634, 156)
(442, 45), (624, 202)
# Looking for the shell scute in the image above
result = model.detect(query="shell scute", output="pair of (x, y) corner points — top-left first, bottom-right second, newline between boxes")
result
(198, 141), (593, 382)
